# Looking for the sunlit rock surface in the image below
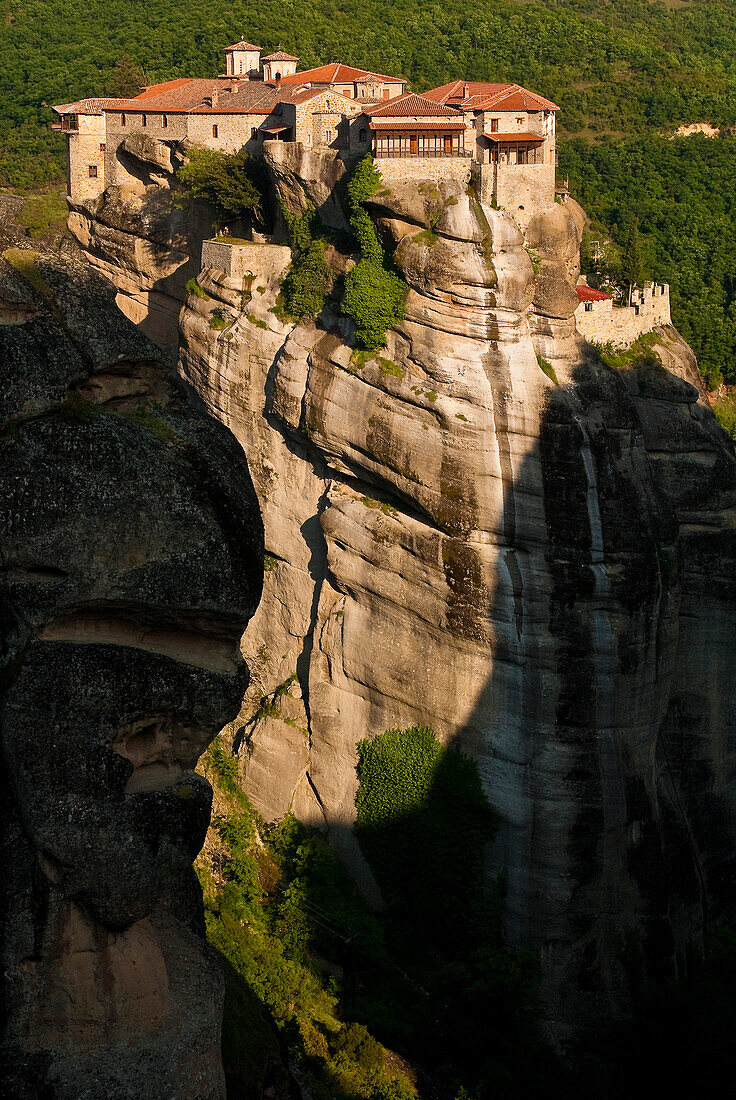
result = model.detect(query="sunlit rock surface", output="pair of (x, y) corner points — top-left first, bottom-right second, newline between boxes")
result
(177, 167), (736, 1037)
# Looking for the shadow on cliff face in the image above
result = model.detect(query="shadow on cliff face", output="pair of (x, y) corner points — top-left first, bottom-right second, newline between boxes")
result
(444, 335), (736, 1095)
(0, 252), (264, 1097)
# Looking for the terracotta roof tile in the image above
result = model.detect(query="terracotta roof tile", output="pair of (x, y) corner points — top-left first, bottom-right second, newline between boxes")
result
(424, 81), (558, 112)
(278, 62), (406, 86)
(225, 40), (261, 51)
(576, 286), (613, 302)
(53, 97), (126, 115)
(370, 119), (466, 130)
(365, 92), (462, 118)
(484, 131), (545, 142)
(263, 51), (299, 61)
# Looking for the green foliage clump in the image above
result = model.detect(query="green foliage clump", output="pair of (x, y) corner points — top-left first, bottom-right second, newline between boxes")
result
(16, 189), (68, 239)
(177, 146), (264, 226)
(342, 260), (407, 351)
(197, 757), (417, 1100)
(341, 156), (407, 351)
(186, 276), (209, 299)
(536, 354), (559, 385)
(713, 392), (736, 447)
(354, 726), (550, 1097)
(282, 240), (332, 319)
(209, 306), (229, 330)
(279, 202), (333, 320)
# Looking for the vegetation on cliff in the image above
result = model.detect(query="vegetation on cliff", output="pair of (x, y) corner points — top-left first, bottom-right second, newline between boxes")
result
(342, 157), (407, 350)
(176, 146), (264, 227)
(199, 728), (556, 1099)
(279, 201), (334, 319)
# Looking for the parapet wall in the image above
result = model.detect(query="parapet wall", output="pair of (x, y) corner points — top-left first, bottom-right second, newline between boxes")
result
(377, 157), (472, 186)
(201, 238), (292, 282)
(576, 283), (671, 347)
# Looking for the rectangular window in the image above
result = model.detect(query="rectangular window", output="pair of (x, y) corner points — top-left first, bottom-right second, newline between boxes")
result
(326, 130), (333, 143)
(584, 302), (593, 312)
(212, 124), (218, 138)
(516, 117), (523, 125)
(382, 89), (390, 99)
(162, 114), (168, 128)
(142, 114), (147, 127)
(490, 118), (499, 132)
(88, 165), (98, 178)
(121, 113), (126, 126)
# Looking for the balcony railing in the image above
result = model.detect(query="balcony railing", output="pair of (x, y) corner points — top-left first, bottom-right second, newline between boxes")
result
(373, 149), (472, 159)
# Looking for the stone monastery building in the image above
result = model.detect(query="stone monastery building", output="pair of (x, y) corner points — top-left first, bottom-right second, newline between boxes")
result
(53, 39), (559, 222)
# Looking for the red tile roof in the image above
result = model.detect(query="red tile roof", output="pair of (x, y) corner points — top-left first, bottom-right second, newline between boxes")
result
(136, 78), (192, 100)
(278, 62), (406, 86)
(423, 80), (512, 104)
(107, 78), (329, 116)
(263, 51), (299, 61)
(225, 40), (261, 51)
(424, 80), (558, 112)
(576, 285), (613, 302)
(370, 119), (466, 130)
(53, 97), (127, 115)
(365, 92), (462, 118)
(484, 132), (545, 142)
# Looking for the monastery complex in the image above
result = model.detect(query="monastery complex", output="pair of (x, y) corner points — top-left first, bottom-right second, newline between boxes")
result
(53, 39), (558, 222)
(53, 39), (669, 344)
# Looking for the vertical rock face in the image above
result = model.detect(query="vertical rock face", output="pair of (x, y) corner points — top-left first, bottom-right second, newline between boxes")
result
(177, 166), (736, 1036)
(0, 254), (263, 1097)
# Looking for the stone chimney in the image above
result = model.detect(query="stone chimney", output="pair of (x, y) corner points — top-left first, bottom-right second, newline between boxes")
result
(463, 82), (469, 98)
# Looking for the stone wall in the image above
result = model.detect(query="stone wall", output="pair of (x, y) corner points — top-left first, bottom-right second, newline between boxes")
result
(201, 238), (292, 282)
(376, 156), (472, 186)
(576, 283), (671, 346)
(477, 161), (556, 227)
(67, 114), (107, 202)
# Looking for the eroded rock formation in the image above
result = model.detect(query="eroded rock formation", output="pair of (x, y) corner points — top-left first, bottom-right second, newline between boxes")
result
(176, 164), (736, 1036)
(0, 252), (263, 1097)
(68, 144), (736, 1039)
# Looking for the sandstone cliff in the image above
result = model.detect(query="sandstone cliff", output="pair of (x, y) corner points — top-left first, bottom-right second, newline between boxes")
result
(0, 250), (264, 1097)
(71, 143), (736, 1039)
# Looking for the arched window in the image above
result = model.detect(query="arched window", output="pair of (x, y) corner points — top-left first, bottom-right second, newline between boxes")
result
(141, 113), (147, 127)
(121, 113), (126, 126)
(162, 114), (168, 128)
(212, 124), (218, 138)
(275, 71), (281, 81)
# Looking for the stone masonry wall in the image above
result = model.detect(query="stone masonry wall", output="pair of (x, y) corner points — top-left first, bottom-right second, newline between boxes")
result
(67, 114), (107, 202)
(478, 162), (556, 227)
(201, 239), (292, 282)
(377, 156), (472, 186)
(576, 283), (671, 346)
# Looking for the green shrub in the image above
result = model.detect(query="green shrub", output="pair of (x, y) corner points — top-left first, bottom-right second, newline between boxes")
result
(17, 189), (68, 239)
(176, 146), (264, 226)
(342, 261), (407, 351)
(281, 239), (332, 319)
(536, 354), (559, 385)
(278, 202), (333, 320)
(340, 155), (408, 350)
(713, 392), (736, 446)
(186, 276), (209, 299)
(209, 306), (229, 330)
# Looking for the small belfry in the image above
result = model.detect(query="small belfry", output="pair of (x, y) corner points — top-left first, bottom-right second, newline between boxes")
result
(52, 37), (559, 223)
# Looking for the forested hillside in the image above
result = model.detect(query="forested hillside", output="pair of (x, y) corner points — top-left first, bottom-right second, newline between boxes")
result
(3, 0), (736, 380)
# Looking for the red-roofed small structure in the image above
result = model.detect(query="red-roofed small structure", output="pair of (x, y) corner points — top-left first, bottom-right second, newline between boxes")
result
(576, 285), (613, 302)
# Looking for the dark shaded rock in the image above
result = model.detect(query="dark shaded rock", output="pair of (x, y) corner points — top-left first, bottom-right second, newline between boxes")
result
(0, 251), (264, 1098)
